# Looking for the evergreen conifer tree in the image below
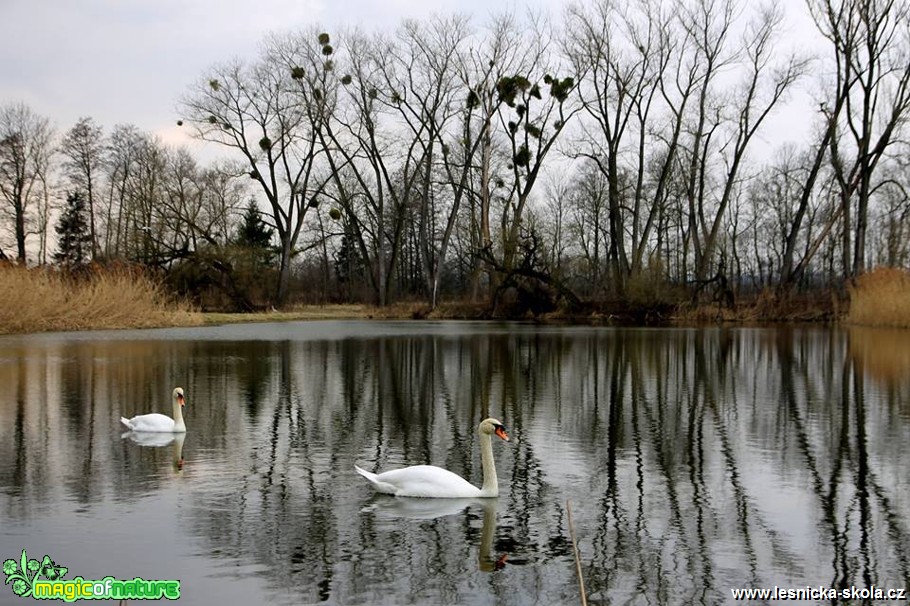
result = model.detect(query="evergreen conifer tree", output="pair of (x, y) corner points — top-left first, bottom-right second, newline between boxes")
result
(235, 199), (275, 265)
(54, 191), (92, 269)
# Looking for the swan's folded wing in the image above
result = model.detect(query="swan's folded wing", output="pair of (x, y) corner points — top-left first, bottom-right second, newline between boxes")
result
(372, 465), (481, 498)
(126, 413), (175, 432)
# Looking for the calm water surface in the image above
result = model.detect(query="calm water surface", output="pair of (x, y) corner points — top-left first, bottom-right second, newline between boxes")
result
(1, 321), (909, 605)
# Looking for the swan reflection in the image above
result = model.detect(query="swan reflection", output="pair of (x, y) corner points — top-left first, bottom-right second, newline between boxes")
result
(477, 500), (507, 572)
(122, 431), (175, 447)
(121, 431), (185, 471)
(362, 498), (507, 572)
(363, 497), (481, 520)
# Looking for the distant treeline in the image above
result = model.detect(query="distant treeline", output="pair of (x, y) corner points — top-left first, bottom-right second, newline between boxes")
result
(2, 0), (909, 315)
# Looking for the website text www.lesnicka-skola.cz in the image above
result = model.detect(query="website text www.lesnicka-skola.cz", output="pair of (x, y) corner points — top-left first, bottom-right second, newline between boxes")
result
(730, 586), (907, 601)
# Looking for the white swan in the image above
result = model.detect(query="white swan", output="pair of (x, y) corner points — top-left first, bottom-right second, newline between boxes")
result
(120, 387), (187, 433)
(355, 418), (509, 498)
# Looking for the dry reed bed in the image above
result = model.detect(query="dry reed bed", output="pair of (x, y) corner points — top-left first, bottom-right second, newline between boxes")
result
(0, 265), (201, 335)
(847, 267), (910, 328)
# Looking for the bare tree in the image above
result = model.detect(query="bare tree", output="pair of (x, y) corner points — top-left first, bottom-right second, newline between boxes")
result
(776, 118), (835, 293)
(746, 146), (822, 289)
(60, 117), (105, 259)
(321, 27), (454, 306)
(541, 173), (571, 282)
(103, 124), (142, 258)
(198, 161), (249, 246)
(0, 103), (55, 263)
(381, 15), (469, 308)
(180, 28), (332, 305)
(447, 13), (531, 301)
(870, 157), (910, 266)
(567, 0), (674, 292)
(565, 163), (611, 296)
(318, 28), (397, 305)
(681, 1), (805, 288)
(158, 152), (247, 252)
(158, 147), (206, 261)
(808, 0), (910, 277)
(123, 133), (168, 265)
(489, 14), (581, 287)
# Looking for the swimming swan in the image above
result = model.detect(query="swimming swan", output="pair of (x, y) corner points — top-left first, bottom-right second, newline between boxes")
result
(354, 418), (509, 498)
(120, 387), (187, 433)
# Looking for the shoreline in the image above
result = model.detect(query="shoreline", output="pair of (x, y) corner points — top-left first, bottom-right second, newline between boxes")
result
(2, 299), (848, 337)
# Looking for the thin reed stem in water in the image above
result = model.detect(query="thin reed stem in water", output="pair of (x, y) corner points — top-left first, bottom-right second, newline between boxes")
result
(566, 499), (587, 606)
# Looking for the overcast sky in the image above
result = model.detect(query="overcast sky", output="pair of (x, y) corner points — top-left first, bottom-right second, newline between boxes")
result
(0, 0), (547, 147)
(1, 0), (824, 157)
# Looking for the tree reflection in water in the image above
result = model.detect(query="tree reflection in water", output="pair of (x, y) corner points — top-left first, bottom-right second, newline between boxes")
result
(0, 322), (907, 605)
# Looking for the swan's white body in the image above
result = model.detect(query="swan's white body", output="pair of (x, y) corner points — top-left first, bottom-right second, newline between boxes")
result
(120, 387), (187, 433)
(355, 418), (509, 498)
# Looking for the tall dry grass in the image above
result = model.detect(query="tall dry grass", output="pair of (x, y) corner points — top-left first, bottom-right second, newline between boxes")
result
(846, 267), (910, 328)
(0, 264), (202, 335)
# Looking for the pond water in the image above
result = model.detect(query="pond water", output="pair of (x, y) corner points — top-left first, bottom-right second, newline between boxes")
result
(1, 321), (909, 605)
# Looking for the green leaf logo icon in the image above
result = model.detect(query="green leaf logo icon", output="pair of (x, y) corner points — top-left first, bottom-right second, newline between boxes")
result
(39, 556), (67, 581)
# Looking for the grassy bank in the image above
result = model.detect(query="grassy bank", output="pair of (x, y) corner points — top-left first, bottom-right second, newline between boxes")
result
(0, 265), (202, 335)
(203, 304), (386, 325)
(202, 302), (447, 325)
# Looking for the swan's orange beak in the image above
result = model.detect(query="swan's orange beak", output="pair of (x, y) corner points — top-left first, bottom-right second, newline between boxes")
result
(495, 426), (509, 441)
(177, 394), (185, 407)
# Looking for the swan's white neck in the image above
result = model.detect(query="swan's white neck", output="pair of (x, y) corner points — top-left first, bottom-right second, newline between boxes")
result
(172, 396), (186, 432)
(478, 431), (498, 497)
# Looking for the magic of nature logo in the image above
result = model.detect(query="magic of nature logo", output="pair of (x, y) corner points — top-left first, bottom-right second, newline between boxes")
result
(3, 550), (180, 601)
